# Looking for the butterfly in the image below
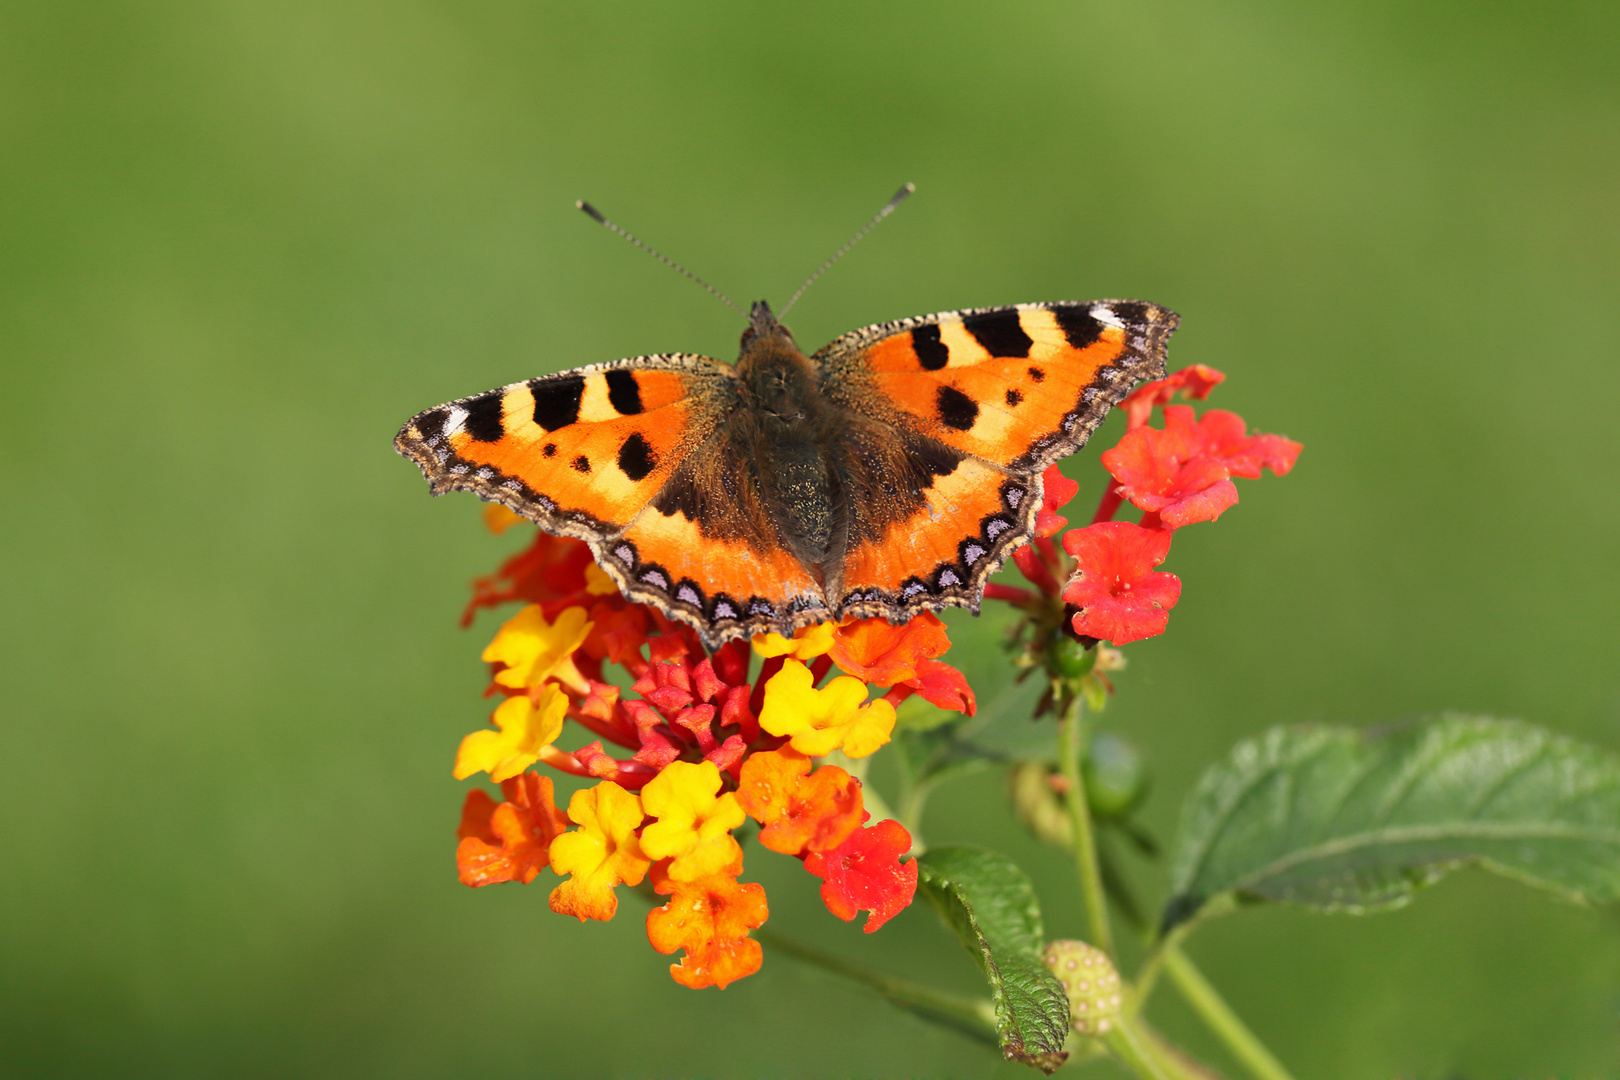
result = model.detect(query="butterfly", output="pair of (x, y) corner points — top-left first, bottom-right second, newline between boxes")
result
(396, 296), (1178, 648)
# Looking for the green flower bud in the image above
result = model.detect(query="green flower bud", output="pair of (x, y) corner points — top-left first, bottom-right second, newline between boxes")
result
(1047, 637), (1095, 680)
(1083, 731), (1147, 818)
(1042, 939), (1122, 1037)
(1007, 761), (1071, 847)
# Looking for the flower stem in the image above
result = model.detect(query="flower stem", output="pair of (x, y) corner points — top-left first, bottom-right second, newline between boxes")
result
(759, 929), (997, 1045)
(1163, 947), (1296, 1080)
(1057, 689), (1114, 956)
(1135, 1018), (1229, 1080)
(1103, 1015), (1170, 1079)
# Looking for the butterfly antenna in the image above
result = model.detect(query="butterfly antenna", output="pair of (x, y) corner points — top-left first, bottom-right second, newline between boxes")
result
(576, 200), (742, 316)
(778, 182), (915, 317)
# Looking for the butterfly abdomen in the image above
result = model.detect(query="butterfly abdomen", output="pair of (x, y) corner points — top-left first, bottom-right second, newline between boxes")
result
(734, 320), (842, 576)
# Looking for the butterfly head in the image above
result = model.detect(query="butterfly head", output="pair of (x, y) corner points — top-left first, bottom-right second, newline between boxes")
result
(741, 299), (798, 355)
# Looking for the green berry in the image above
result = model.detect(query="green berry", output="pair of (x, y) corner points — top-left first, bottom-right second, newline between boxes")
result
(1042, 939), (1122, 1037)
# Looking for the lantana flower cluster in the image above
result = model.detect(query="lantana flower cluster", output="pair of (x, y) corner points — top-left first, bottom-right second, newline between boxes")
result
(451, 509), (974, 989)
(989, 364), (1301, 648)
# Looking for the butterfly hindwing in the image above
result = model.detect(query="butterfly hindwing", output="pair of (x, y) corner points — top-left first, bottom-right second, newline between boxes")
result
(394, 353), (732, 539)
(604, 428), (831, 640)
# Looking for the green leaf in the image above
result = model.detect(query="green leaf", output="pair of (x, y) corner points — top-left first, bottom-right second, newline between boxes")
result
(917, 846), (1071, 1073)
(1164, 715), (1620, 931)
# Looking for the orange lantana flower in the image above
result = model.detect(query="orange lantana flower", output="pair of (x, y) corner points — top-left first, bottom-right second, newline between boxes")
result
(548, 780), (651, 922)
(645, 859), (768, 990)
(830, 614), (976, 716)
(455, 772), (570, 887)
(736, 749), (864, 857)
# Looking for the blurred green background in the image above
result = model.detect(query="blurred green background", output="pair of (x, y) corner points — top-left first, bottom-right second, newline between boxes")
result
(4, 1), (1618, 1076)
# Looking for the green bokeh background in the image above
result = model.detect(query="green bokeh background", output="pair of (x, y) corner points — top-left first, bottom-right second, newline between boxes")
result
(4, 2), (1618, 1076)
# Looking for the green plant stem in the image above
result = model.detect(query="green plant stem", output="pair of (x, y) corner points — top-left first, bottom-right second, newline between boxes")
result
(898, 781), (930, 841)
(758, 929), (998, 1045)
(1163, 947), (1296, 1080)
(1135, 1019), (1228, 1080)
(1102, 1014), (1169, 1079)
(1057, 689), (1114, 956)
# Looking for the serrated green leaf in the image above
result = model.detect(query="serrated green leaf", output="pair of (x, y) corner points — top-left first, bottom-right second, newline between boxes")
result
(1164, 715), (1620, 931)
(917, 846), (1071, 1073)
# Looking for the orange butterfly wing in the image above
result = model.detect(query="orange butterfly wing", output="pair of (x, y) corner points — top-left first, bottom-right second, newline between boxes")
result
(395, 354), (829, 642)
(815, 301), (1178, 620)
(396, 355), (724, 536)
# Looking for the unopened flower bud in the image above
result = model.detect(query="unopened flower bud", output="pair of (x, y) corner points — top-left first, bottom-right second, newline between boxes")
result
(1007, 761), (1071, 847)
(1083, 731), (1147, 819)
(1042, 939), (1122, 1036)
(1046, 636), (1095, 680)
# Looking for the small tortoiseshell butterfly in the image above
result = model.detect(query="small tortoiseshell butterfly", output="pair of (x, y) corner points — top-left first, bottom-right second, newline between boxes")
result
(396, 198), (1178, 647)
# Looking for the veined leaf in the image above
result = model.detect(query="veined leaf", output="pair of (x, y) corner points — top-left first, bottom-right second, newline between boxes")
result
(917, 847), (1071, 1074)
(1164, 715), (1620, 931)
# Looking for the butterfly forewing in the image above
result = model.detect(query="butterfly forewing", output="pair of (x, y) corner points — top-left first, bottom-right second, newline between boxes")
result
(394, 354), (730, 539)
(815, 301), (1177, 473)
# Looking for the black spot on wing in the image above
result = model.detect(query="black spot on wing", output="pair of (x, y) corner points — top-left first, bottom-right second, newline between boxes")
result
(604, 369), (644, 415)
(1006, 388), (1023, 406)
(911, 324), (949, 371)
(1053, 306), (1104, 350)
(1028, 366), (1046, 383)
(463, 395), (505, 443)
(963, 309), (1033, 358)
(542, 443), (557, 458)
(531, 375), (585, 431)
(616, 432), (656, 482)
(936, 385), (979, 431)
(571, 455), (591, 474)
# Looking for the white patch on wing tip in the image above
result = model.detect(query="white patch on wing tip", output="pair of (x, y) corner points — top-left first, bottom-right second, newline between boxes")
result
(442, 405), (469, 433)
(1089, 304), (1125, 330)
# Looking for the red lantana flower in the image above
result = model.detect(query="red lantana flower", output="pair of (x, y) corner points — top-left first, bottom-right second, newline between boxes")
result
(1100, 419), (1240, 530)
(1061, 523), (1182, 645)
(1167, 406), (1301, 479)
(1120, 363), (1225, 429)
(1035, 466), (1080, 539)
(803, 818), (919, 933)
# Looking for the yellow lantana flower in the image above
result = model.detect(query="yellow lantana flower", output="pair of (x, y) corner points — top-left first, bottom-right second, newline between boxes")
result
(481, 604), (591, 694)
(639, 761), (746, 881)
(549, 780), (651, 922)
(751, 621), (836, 661)
(453, 684), (568, 782)
(584, 563), (619, 596)
(482, 503), (526, 535)
(758, 659), (896, 759)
